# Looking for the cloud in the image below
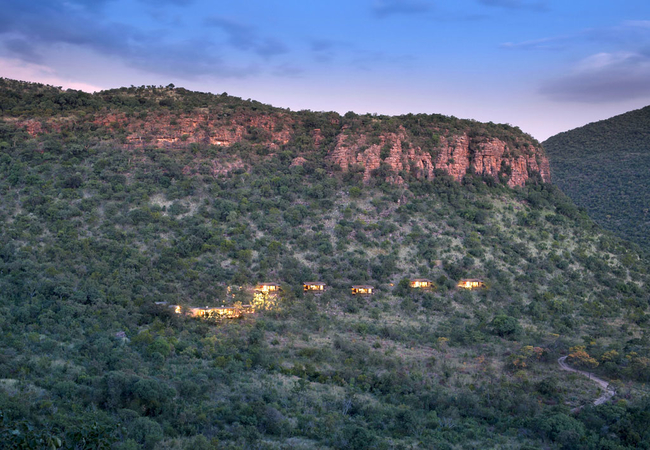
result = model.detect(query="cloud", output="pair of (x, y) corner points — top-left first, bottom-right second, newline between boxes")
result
(501, 35), (571, 51)
(623, 20), (650, 29)
(502, 20), (650, 102)
(130, 38), (259, 79)
(503, 21), (650, 52)
(311, 39), (337, 53)
(0, 57), (104, 92)
(540, 52), (650, 103)
(351, 50), (416, 71)
(372, 0), (432, 18)
(478, 0), (548, 10)
(0, 0), (278, 79)
(203, 17), (288, 58)
(309, 39), (344, 62)
(3, 37), (43, 63)
(0, 1), (144, 61)
(272, 63), (305, 78)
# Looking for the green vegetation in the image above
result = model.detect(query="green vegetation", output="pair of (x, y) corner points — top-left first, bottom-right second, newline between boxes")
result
(1, 79), (650, 448)
(0, 77), (538, 148)
(543, 105), (650, 252)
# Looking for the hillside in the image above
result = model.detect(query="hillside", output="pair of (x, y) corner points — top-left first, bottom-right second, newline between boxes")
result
(543, 106), (650, 252)
(1, 79), (650, 449)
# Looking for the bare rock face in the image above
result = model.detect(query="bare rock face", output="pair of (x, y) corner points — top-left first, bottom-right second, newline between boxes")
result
(15, 110), (293, 150)
(328, 127), (550, 187)
(122, 111), (293, 149)
(14, 119), (45, 136)
(9, 97), (549, 187)
(290, 156), (307, 167)
(312, 129), (324, 147)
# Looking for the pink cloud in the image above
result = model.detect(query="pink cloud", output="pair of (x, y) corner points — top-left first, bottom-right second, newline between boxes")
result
(0, 57), (104, 92)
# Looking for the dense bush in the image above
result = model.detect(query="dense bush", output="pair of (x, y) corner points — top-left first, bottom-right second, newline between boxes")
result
(544, 106), (650, 252)
(0, 79), (649, 448)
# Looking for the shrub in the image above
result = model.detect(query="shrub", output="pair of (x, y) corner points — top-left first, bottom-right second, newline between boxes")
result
(490, 315), (520, 337)
(128, 417), (163, 450)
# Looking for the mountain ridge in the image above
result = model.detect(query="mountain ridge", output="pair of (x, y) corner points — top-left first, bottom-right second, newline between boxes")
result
(543, 105), (650, 251)
(1, 77), (550, 188)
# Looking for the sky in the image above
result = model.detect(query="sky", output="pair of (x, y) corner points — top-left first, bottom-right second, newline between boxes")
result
(2, 0), (650, 140)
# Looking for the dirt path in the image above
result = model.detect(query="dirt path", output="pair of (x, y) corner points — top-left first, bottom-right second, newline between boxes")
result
(558, 356), (616, 410)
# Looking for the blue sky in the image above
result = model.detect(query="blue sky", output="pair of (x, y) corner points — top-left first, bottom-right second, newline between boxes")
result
(2, 0), (650, 140)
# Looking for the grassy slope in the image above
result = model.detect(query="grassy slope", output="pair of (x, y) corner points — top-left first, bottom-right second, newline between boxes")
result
(543, 106), (650, 252)
(1, 81), (650, 449)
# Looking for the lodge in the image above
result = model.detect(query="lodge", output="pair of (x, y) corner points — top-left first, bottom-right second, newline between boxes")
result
(188, 305), (254, 319)
(410, 279), (433, 289)
(170, 274), (481, 322)
(351, 285), (374, 296)
(303, 281), (326, 292)
(255, 282), (281, 293)
(457, 278), (486, 290)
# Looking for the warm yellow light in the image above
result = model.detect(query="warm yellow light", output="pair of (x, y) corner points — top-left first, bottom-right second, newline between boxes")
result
(458, 280), (483, 290)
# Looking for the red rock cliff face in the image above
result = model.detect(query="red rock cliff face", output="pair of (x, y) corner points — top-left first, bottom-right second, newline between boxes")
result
(122, 111), (293, 149)
(13, 110), (293, 150)
(328, 127), (550, 187)
(10, 107), (549, 187)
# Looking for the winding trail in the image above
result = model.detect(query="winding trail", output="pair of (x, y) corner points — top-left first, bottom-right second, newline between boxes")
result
(558, 356), (616, 411)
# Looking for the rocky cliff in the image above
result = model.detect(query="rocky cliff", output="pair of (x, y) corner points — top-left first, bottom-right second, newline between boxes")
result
(330, 126), (549, 187)
(9, 109), (294, 149)
(1, 80), (550, 187)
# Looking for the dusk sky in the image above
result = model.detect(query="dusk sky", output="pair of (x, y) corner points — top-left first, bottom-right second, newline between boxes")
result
(2, 0), (650, 140)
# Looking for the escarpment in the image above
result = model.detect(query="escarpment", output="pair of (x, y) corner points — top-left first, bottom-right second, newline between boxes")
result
(3, 81), (550, 187)
(328, 126), (549, 187)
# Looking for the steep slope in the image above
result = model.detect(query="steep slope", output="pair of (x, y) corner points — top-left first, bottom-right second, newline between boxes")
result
(543, 106), (650, 251)
(1, 79), (649, 449)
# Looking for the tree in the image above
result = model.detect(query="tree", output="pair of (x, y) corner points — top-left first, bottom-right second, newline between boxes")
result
(568, 346), (599, 370)
(490, 315), (520, 337)
(538, 413), (586, 448)
(394, 277), (411, 297)
(128, 418), (163, 450)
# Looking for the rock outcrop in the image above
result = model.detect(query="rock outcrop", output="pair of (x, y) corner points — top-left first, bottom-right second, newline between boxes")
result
(123, 112), (293, 149)
(14, 110), (293, 150)
(6, 84), (549, 187)
(329, 127), (550, 187)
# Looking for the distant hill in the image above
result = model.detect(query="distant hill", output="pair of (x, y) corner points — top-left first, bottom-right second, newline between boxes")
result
(2, 78), (650, 449)
(543, 106), (650, 251)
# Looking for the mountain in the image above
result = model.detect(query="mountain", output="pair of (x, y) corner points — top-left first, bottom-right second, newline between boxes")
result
(1, 78), (650, 449)
(0, 77), (549, 188)
(543, 106), (650, 252)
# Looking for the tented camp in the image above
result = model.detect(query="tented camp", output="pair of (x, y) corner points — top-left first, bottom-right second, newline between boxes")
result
(351, 285), (374, 296)
(187, 305), (254, 319)
(255, 283), (281, 293)
(457, 279), (486, 290)
(303, 281), (326, 292)
(410, 279), (433, 289)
